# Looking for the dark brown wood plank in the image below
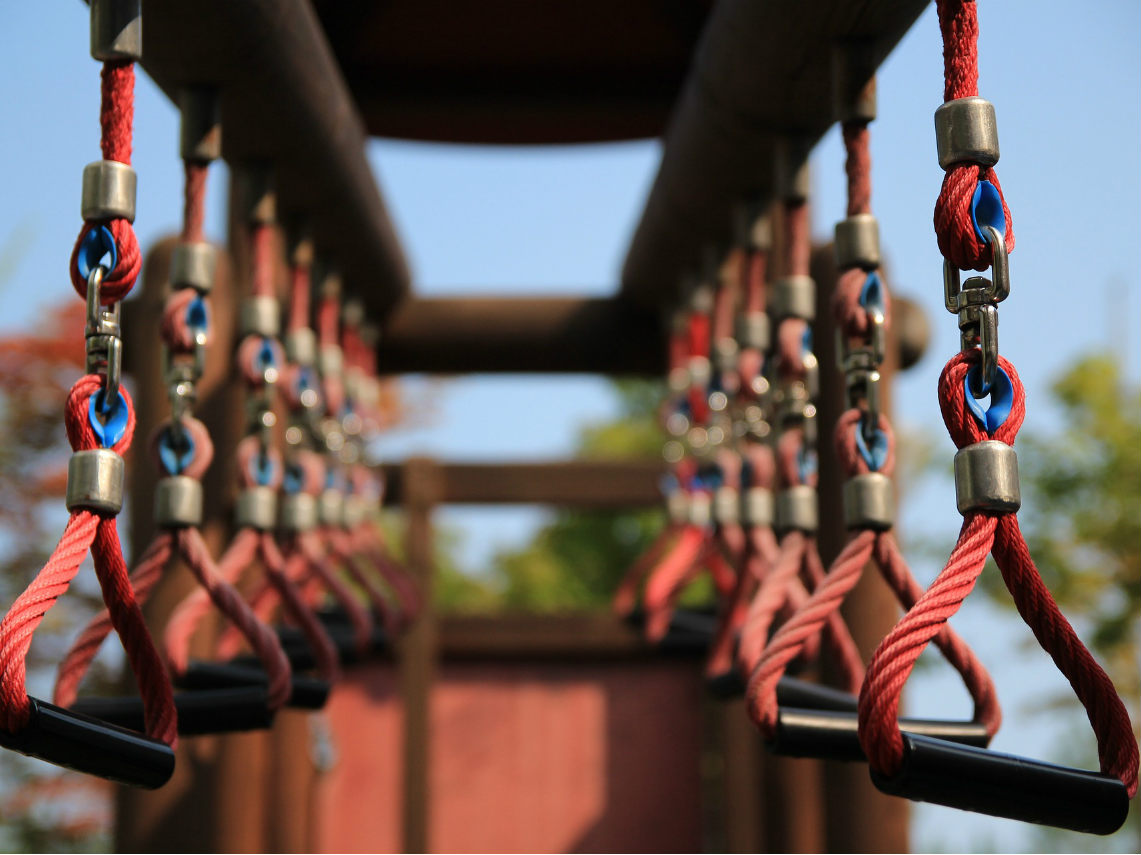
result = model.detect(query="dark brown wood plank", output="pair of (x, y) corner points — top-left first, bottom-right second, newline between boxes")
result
(139, 0), (410, 319)
(382, 460), (664, 508)
(621, 0), (931, 309)
(312, 0), (708, 144)
(378, 296), (667, 375)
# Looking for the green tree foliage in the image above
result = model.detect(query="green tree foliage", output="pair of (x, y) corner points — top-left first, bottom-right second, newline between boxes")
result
(436, 380), (708, 613)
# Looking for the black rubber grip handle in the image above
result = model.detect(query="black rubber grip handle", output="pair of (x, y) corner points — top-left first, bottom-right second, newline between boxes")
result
(0, 695), (174, 789)
(870, 731), (1130, 835)
(770, 708), (990, 762)
(180, 661), (330, 710)
(71, 686), (274, 737)
(704, 672), (859, 713)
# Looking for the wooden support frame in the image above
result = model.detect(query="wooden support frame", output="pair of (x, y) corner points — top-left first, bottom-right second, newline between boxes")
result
(381, 460), (663, 508)
(138, 0), (410, 318)
(378, 296), (666, 375)
(620, 0), (930, 310)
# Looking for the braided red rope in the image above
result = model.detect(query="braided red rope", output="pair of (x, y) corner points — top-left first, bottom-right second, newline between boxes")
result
(69, 64), (140, 304)
(858, 354), (1138, 796)
(746, 412), (1001, 739)
(933, 0), (1014, 271)
(1, 379), (176, 744)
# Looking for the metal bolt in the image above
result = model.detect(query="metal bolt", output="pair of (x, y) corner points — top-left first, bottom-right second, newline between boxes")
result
(776, 485), (818, 533)
(834, 214), (881, 271)
(66, 449), (125, 515)
(179, 87), (221, 162)
(239, 164), (276, 225)
(842, 473), (894, 530)
(170, 242), (217, 294)
(81, 161), (137, 223)
(954, 440), (1020, 514)
(935, 97), (1000, 169)
(90, 0), (142, 62)
(154, 476), (203, 528)
(832, 44), (877, 123)
(774, 139), (811, 202)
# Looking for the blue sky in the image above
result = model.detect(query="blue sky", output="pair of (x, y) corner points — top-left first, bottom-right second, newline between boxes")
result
(0, 1), (1137, 850)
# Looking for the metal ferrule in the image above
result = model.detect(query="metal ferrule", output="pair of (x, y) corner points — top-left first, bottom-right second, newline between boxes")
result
(318, 344), (344, 379)
(284, 328), (317, 367)
(666, 489), (689, 524)
(154, 475), (203, 528)
(179, 88), (221, 162)
(773, 275), (815, 321)
(714, 486), (739, 525)
(90, 0), (142, 62)
(737, 311), (770, 352)
(239, 296), (280, 338)
(239, 165), (276, 225)
(280, 492), (318, 532)
(688, 284), (714, 315)
(81, 160), (137, 223)
(66, 449), (125, 515)
(954, 441), (1020, 515)
(317, 488), (344, 527)
(667, 366), (689, 395)
(688, 355), (712, 391)
(776, 485), (818, 533)
(774, 140), (811, 202)
(834, 214), (881, 271)
(235, 485), (277, 531)
(714, 338), (739, 375)
(688, 492), (712, 527)
(170, 242), (217, 294)
(742, 486), (774, 527)
(342, 494), (367, 529)
(832, 49), (877, 123)
(935, 96), (999, 169)
(842, 473), (894, 531)
(747, 212), (772, 252)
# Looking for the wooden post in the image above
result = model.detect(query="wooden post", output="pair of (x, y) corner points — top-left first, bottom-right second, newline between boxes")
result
(399, 457), (442, 853)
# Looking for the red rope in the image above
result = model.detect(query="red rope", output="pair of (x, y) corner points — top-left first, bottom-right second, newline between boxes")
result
(933, 0), (1014, 271)
(843, 122), (872, 217)
(53, 534), (172, 709)
(858, 354), (1138, 796)
(1, 379), (176, 744)
(69, 63), (140, 304)
(182, 162), (208, 243)
(288, 259), (312, 333)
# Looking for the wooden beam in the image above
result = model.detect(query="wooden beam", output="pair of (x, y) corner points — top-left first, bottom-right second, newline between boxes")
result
(378, 296), (666, 375)
(398, 458), (443, 854)
(437, 613), (707, 661)
(382, 460), (664, 508)
(138, 0), (411, 319)
(620, 0), (930, 309)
